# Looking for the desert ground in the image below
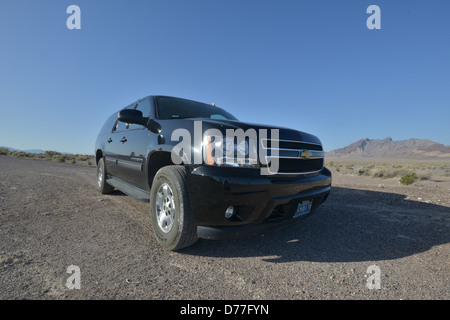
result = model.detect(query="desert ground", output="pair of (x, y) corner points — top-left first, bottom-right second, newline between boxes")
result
(0, 155), (449, 300)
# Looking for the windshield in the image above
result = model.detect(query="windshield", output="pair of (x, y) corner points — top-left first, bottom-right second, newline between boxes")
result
(155, 96), (238, 120)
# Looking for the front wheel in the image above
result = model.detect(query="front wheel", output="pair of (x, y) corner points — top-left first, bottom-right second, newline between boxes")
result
(97, 158), (114, 194)
(150, 166), (198, 250)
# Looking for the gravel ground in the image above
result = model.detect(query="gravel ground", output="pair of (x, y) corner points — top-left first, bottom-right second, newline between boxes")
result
(0, 156), (448, 300)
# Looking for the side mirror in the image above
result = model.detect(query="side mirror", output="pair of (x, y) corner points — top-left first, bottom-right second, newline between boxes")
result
(148, 118), (162, 134)
(118, 109), (161, 133)
(118, 109), (148, 126)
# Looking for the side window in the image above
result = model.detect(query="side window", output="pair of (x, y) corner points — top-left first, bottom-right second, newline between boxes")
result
(129, 99), (151, 130)
(99, 113), (118, 135)
(113, 118), (127, 132)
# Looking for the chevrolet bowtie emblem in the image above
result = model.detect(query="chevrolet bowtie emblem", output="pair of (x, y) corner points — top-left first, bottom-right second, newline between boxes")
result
(300, 150), (312, 159)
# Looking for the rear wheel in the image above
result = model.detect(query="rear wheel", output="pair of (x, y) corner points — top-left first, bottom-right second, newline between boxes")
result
(97, 158), (114, 194)
(150, 166), (198, 250)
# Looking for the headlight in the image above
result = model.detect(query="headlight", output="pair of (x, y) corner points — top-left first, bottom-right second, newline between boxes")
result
(203, 134), (258, 168)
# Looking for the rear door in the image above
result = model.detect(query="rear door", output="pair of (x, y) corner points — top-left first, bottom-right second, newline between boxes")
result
(115, 98), (152, 189)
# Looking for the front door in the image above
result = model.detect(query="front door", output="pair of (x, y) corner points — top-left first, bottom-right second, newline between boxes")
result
(115, 98), (152, 189)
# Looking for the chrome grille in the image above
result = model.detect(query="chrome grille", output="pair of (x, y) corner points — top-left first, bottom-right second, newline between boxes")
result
(262, 139), (324, 174)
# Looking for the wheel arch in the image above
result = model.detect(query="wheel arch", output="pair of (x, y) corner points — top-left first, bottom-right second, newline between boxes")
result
(147, 151), (182, 189)
(95, 149), (103, 165)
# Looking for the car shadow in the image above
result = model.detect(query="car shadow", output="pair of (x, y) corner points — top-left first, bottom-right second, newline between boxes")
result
(109, 190), (129, 197)
(181, 187), (450, 263)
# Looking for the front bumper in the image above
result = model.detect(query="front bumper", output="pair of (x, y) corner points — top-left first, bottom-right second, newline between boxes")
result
(185, 166), (331, 239)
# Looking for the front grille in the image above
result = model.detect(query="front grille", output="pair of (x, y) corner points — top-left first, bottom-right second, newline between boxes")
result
(278, 158), (324, 174)
(262, 139), (324, 174)
(262, 140), (323, 151)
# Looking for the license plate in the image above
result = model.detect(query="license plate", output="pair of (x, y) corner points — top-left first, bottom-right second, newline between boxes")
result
(294, 200), (312, 218)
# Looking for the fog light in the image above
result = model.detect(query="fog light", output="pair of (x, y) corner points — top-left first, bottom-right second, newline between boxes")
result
(225, 206), (235, 219)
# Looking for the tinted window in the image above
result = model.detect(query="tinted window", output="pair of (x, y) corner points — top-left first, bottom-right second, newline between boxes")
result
(156, 96), (238, 120)
(129, 99), (151, 130)
(113, 118), (127, 132)
(99, 113), (118, 135)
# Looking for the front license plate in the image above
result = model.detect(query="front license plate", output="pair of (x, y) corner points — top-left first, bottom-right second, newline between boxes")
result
(294, 200), (312, 218)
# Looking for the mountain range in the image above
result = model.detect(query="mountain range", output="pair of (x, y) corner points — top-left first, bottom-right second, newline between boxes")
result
(3, 139), (450, 160)
(326, 137), (450, 159)
(0, 146), (74, 155)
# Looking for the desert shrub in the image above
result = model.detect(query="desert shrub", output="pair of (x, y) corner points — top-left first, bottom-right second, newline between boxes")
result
(0, 148), (9, 155)
(371, 167), (396, 179)
(45, 151), (60, 159)
(372, 169), (386, 178)
(355, 167), (371, 176)
(417, 171), (431, 180)
(70, 159), (76, 164)
(87, 160), (92, 166)
(399, 173), (418, 185)
(76, 156), (89, 162)
(32, 154), (44, 160)
(13, 152), (33, 158)
(55, 156), (66, 163)
(393, 169), (410, 177)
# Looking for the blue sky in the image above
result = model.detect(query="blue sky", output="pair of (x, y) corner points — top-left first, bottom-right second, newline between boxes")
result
(1, 0), (449, 154)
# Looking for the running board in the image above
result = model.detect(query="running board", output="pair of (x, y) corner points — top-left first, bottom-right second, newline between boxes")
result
(106, 177), (150, 202)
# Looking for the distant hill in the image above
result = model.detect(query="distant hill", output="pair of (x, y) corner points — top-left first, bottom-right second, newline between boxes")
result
(326, 137), (450, 159)
(0, 146), (73, 155)
(0, 146), (45, 154)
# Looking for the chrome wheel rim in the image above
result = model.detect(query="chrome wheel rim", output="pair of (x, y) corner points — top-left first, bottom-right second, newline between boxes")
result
(97, 164), (103, 187)
(155, 183), (175, 233)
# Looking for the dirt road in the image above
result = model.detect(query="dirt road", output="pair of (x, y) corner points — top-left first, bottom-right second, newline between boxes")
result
(0, 156), (448, 300)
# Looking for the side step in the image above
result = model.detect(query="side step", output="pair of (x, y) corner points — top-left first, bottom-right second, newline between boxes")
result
(106, 177), (150, 202)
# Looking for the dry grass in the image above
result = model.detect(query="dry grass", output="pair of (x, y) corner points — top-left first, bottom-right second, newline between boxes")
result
(0, 149), (95, 166)
(325, 158), (450, 184)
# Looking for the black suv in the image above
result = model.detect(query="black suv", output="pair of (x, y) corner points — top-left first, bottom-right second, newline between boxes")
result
(95, 96), (331, 250)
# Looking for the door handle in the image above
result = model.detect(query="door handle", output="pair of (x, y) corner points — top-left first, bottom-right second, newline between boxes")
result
(107, 138), (112, 143)
(120, 137), (127, 144)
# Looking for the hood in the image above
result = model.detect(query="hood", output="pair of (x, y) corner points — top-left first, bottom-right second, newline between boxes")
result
(189, 118), (322, 146)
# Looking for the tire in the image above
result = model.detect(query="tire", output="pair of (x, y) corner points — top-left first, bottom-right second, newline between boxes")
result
(150, 165), (198, 250)
(97, 158), (114, 194)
